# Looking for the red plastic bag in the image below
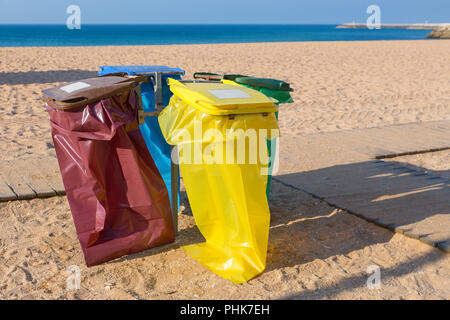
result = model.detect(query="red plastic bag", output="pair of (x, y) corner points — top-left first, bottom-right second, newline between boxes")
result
(45, 83), (174, 266)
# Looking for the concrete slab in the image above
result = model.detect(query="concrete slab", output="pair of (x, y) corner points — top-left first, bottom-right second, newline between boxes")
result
(0, 157), (64, 201)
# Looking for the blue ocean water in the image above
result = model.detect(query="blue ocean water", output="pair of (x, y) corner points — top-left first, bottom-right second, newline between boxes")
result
(0, 24), (432, 47)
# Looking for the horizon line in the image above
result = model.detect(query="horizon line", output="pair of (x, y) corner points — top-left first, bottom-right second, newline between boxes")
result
(1, 22), (447, 26)
(0, 23), (343, 26)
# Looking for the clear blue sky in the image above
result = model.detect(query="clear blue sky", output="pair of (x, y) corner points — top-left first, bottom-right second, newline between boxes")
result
(0, 0), (449, 24)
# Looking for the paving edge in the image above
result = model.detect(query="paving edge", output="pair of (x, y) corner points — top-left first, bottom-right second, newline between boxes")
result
(0, 182), (65, 203)
(375, 146), (450, 159)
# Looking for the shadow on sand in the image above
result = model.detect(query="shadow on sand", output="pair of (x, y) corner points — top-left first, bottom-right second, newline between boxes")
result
(273, 160), (449, 242)
(265, 159), (448, 298)
(108, 190), (203, 264)
(281, 249), (444, 299)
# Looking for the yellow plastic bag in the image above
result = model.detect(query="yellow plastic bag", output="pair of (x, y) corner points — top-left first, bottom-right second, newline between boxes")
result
(158, 80), (279, 284)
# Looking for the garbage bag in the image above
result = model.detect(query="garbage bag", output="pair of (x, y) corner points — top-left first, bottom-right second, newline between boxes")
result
(98, 66), (185, 211)
(193, 73), (294, 199)
(158, 80), (279, 284)
(43, 77), (175, 266)
(222, 78), (294, 198)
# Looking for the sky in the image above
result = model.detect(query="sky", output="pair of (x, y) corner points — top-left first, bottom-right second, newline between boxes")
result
(0, 0), (449, 24)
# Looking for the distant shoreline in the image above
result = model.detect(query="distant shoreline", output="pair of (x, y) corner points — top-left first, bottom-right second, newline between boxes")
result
(336, 23), (450, 30)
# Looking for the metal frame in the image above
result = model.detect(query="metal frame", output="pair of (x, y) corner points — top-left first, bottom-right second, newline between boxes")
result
(178, 79), (219, 84)
(193, 73), (223, 81)
(135, 71), (181, 235)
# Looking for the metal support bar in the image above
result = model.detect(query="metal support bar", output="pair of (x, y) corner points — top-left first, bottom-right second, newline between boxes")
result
(136, 84), (159, 125)
(152, 72), (179, 235)
(154, 72), (163, 112)
(193, 73), (223, 81)
(135, 84), (143, 110)
(134, 72), (179, 235)
(138, 110), (159, 125)
(170, 146), (179, 235)
(178, 80), (219, 84)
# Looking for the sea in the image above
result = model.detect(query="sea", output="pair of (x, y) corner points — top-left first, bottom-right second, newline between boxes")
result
(0, 24), (432, 47)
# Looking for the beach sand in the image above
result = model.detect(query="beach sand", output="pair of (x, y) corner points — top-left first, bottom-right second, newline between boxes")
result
(0, 40), (449, 299)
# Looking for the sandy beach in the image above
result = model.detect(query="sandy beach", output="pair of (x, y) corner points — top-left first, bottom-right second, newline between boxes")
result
(0, 40), (449, 299)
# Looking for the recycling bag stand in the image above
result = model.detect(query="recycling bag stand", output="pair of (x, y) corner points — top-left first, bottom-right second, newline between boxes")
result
(193, 72), (294, 199)
(42, 76), (175, 266)
(158, 79), (280, 284)
(99, 66), (184, 234)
